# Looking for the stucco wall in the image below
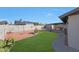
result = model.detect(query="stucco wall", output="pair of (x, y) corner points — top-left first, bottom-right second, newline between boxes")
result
(45, 25), (54, 30)
(0, 24), (44, 40)
(35, 25), (44, 30)
(68, 14), (79, 50)
(0, 24), (35, 40)
(53, 24), (66, 31)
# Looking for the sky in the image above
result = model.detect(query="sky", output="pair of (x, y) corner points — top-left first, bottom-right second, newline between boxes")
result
(0, 7), (75, 24)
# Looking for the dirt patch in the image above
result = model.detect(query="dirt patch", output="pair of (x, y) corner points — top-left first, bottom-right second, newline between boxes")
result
(5, 31), (35, 41)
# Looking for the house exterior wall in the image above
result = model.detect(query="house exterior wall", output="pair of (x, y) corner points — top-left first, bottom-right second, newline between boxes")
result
(35, 25), (44, 30)
(45, 25), (54, 31)
(54, 24), (66, 31)
(35, 25), (43, 30)
(51, 25), (54, 29)
(68, 14), (79, 50)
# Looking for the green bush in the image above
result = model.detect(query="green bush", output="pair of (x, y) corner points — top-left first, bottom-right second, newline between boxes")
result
(34, 28), (38, 33)
(0, 38), (15, 52)
(0, 40), (6, 48)
(4, 39), (15, 48)
(0, 48), (5, 52)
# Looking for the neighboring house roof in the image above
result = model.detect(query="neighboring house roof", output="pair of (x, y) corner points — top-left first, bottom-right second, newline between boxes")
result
(59, 8), (79, 23)
(47, 23), (64, 25)
(44, 23), (64, 28)
(14, 19), (33, 25)
(51, 23), (64, 25)
(23, 21), (34, 24)
(14, 20), (25, 25)
(0, 21), (8, 25)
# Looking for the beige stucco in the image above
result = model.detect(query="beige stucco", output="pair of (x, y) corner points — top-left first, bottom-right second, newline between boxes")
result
(68, 14), (79, 50)
(54, 24), (66, 30)
(35, 25), (44, 30)
(0, 24), (45, 40)
(45, 25), (54, 30)
(0, 24), (35, 40)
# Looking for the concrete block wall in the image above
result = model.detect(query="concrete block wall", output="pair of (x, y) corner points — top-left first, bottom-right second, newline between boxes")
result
(0, 24), (44, 40)
(0, 24), (35, 40)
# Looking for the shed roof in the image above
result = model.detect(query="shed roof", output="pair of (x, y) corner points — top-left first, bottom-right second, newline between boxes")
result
(48, 23), (64, 25)
(59, 8), (79, 23)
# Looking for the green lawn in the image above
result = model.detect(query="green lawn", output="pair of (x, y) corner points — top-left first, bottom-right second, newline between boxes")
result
(10, 31), (57, 52)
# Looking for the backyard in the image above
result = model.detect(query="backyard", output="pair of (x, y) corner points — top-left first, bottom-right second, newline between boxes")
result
(10, 31), (57, 52)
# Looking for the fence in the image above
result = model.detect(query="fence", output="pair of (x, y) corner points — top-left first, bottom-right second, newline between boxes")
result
(0, 25), (35, 40)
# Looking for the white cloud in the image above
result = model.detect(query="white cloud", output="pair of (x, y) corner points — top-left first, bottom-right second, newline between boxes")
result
(47, 13), (52, 16)
(45, 13), (53, 18)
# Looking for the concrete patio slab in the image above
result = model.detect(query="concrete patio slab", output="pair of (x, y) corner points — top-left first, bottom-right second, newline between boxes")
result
(52, 32), (79, 52)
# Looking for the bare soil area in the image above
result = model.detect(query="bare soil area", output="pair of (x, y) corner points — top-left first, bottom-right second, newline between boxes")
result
(5, 31), (34, 41)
